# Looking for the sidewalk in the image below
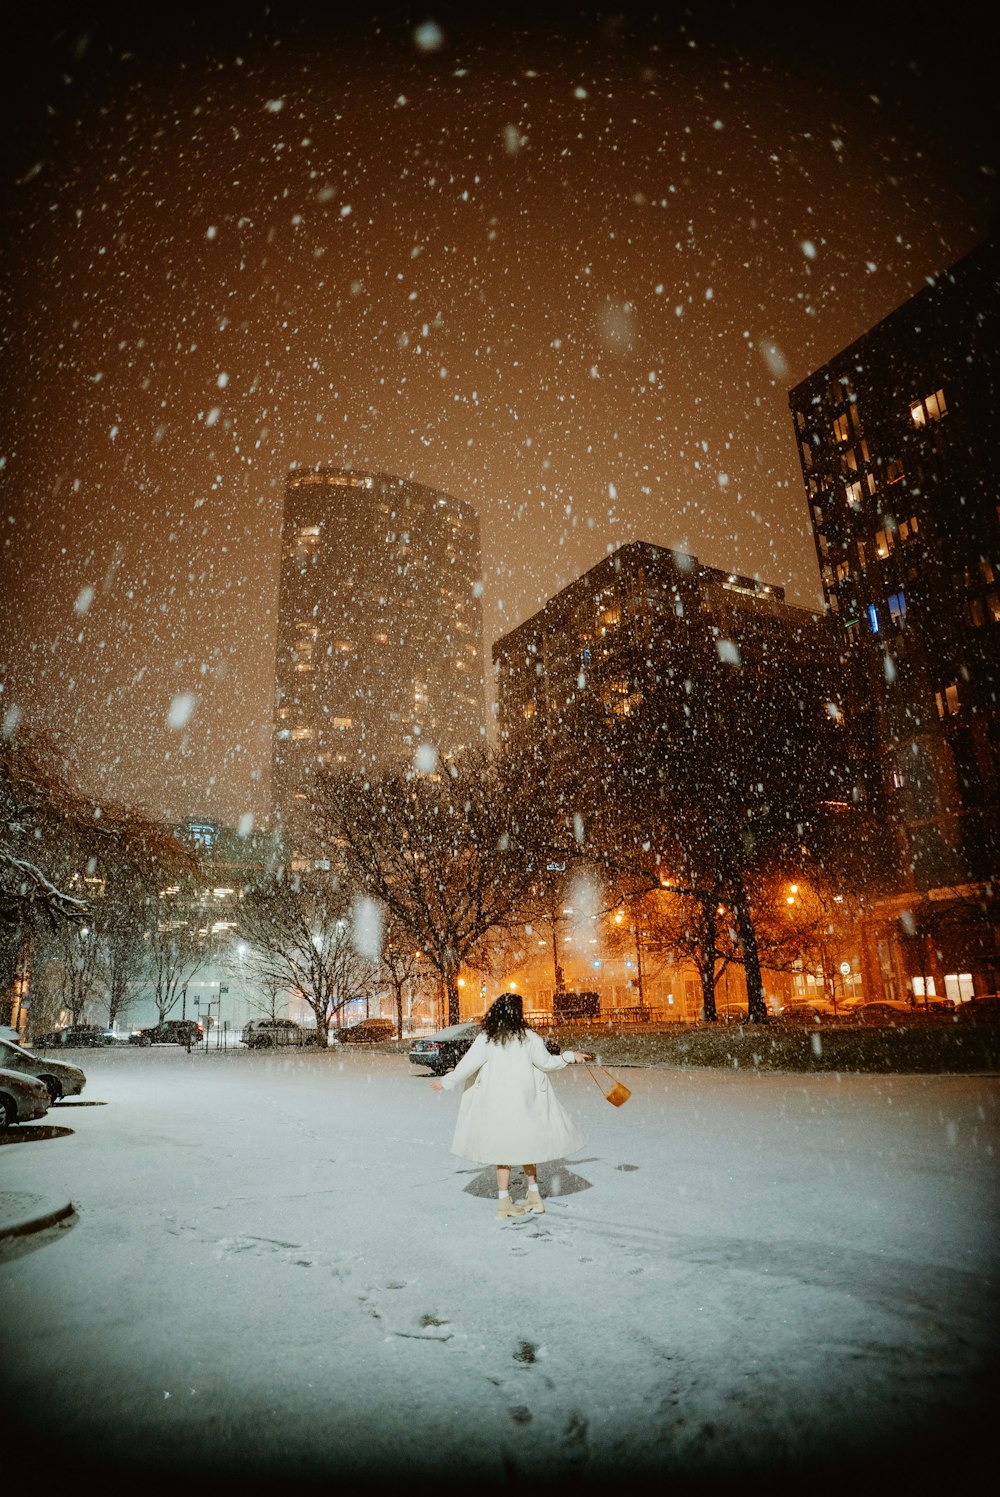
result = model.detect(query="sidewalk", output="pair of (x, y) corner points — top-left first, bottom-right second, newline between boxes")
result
(0, 1189), (75, 1242)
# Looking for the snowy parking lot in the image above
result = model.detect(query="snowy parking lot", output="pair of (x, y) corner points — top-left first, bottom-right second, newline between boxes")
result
(5, 1045), (999, 1493)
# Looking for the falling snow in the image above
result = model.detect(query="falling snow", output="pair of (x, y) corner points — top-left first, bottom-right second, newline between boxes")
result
(0, 4), (995, 826)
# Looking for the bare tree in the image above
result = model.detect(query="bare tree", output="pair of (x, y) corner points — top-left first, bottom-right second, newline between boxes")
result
(49, 918), (103, 1025)
(147, 906), (208, 1025)
(95, 895), (154, 1030)
(0, 730), (90, 955)
(238, 874), (374, 1045)
(311, 752), (557, 1026)
(377, 916), (433, 1037)
(1, 727), (196, 1033)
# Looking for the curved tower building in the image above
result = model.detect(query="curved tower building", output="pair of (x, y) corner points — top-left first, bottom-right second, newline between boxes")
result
(271, 468), (486, 849)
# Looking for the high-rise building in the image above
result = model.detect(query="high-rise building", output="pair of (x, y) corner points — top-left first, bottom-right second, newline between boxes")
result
(789, 231), (999, 1000)
(493, 541), (868, 1013)
(271, 469), (486, 845)
(494, 540), (849, 779)
(494, 541), (862, 844)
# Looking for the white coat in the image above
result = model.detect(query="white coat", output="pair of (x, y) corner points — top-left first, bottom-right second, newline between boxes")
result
(439, 1030), (586, 1165)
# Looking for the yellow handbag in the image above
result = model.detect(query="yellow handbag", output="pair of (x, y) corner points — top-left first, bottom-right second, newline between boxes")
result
(585, 1063), (632, 1107)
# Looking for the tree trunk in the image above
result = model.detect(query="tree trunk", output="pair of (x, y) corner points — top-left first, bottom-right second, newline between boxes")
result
(445, 969), (461, 1027)
(634, 925), (646, 1007)
(700, 896), (719, 1022)
(552, 926), (565, 994)
(732, 880), (768, 1023)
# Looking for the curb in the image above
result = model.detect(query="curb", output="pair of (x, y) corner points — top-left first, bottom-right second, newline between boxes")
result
(0, 1193), (76, 1241)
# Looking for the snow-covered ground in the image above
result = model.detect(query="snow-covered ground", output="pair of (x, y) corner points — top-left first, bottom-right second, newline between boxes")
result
(5, 1046), (998, 1493)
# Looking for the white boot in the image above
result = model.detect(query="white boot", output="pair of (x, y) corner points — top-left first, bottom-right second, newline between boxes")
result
(522, 1185), (545, 1214)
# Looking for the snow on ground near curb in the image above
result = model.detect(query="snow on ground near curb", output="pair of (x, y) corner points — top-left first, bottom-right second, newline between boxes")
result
(6, 1047), (999, 1491)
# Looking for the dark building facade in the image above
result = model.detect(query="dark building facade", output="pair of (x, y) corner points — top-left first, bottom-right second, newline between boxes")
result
(494, 540), (863, 857)
(272, 469), (486, 846)
(789, 232), (999, 1000)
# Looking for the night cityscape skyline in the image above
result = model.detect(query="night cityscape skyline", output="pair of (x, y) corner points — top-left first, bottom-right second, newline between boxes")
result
(2, 2), (998, 828)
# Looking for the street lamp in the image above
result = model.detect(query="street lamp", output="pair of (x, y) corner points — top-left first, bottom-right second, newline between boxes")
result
(218, 983), (229, 1048)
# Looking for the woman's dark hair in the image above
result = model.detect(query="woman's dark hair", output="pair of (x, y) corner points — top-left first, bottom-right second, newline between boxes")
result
(483, 993), (529, 1044)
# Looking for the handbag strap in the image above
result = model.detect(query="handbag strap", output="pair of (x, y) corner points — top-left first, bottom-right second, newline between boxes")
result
(584, 1063), (619, 1093)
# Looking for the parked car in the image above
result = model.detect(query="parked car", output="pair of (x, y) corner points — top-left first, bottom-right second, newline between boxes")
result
(0, 1066), (50, 1130)
(243, 1019), (312, 1048)
(777, 1000), (840, 1021)
(0, 1025), (23, 1046)
(336, 1017), (396, 1045)
(844, 1001), (914, 1023)
(408, 1021), (561, 1075)
(130, 1019), (204, 1047)
(0, 1036), (86, 1104)
(955, 997), (1000, 1022)
(34, 1024), (113, 1048)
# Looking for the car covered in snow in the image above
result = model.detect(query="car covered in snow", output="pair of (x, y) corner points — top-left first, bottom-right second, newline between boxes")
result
(775, 999), (840, 1021)
(0, 1066), (50, 1129)
(842, 1000), (915, 1023)
(0, 1036), (87, 1104)
(243, 1018), (313, 1048)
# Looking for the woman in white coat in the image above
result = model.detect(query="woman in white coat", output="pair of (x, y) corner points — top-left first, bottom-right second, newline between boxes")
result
(432, 993), (593, 1218)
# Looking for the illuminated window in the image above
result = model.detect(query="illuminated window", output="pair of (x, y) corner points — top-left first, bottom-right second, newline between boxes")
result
(887, 590), (906, 622)
(874, 528), (894, 559)
(298, 525), (320, 539)
(910, 388), (947, 426)
(846, 480), (864, 509)
(835, 559), (851, 582)
(988, 591), (1000, 622)
(935, 684), (960, 717)
(290, 726), (315, 740)
(290, 473), (374, 489)
(886, 458), (905, 485)
(833, 413), (850, 443)
(333, 717), (353, 730)
(867, 603), (880, 634)
(899, 515), (920, 543)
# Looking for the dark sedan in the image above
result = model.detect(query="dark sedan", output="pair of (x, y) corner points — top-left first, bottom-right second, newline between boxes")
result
(336, 1017), (396, 1044)
(408, 1021), (560, 1075)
